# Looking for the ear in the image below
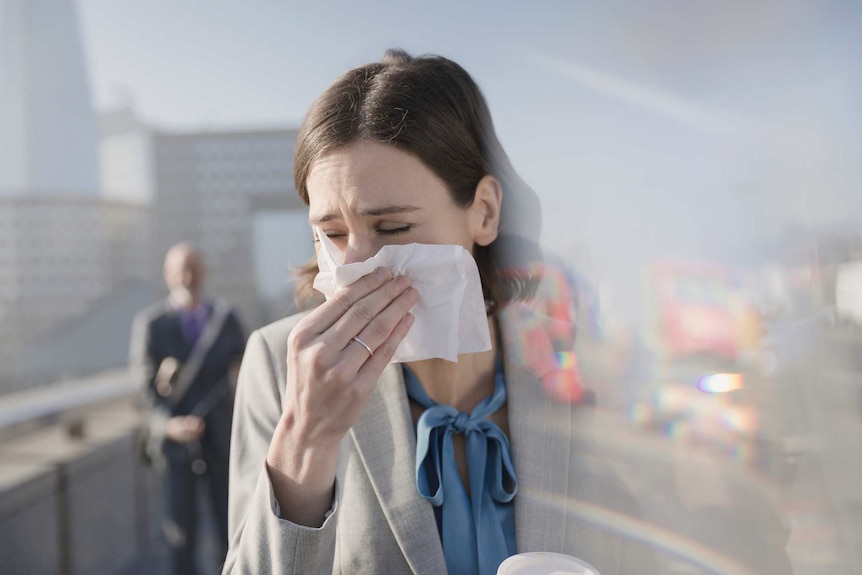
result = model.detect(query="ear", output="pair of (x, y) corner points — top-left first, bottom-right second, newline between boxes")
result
(469, 175), (503, 247)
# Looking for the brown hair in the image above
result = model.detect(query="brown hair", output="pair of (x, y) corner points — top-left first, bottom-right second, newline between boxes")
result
(293, 49), (542, 314)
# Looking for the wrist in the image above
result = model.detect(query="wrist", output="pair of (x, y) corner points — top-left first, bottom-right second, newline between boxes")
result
(266, 413), (340, 526)
(266, 412), (340, 487)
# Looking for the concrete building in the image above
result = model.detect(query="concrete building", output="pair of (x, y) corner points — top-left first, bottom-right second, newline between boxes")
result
(153, 126), (309, 326)
(0, 197), (151, 392)
(101, 109), (310, 328)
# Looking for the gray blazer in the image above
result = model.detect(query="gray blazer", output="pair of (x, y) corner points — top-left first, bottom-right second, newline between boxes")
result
(222, 305), (656, 574)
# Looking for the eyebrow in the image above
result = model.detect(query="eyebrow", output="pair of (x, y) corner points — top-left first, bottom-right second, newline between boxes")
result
(309, 205), (422, 224)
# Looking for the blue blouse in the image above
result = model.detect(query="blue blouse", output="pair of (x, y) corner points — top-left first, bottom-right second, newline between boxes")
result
(403, 361), (518, 575)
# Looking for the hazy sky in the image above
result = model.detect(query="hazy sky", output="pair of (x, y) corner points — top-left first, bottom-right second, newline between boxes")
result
(74, 0), (862, 320)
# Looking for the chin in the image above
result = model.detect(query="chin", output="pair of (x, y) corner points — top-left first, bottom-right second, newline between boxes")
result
(172, 289), (195, 307)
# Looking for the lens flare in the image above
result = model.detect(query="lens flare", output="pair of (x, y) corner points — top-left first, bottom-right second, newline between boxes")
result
(697, 373), (743, 393)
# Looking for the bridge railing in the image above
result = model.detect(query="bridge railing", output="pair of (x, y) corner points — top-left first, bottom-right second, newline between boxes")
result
(0, 371), (162, 575)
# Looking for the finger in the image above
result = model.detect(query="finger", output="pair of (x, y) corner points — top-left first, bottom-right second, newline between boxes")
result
(303, 267), (393, 333)
(328, 275), (413, 348)
(342, 287), (419, 368)
(356, 312), (415, 388)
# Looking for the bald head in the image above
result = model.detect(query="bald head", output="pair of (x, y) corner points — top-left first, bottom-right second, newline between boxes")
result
(163, 242), (207, 308)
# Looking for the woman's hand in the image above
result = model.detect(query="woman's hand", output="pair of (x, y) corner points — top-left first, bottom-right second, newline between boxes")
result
(266, 267), (418, 525)
(283, 267), (417, 443)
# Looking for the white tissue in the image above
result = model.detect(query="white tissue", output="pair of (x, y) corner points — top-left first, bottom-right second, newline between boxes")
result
(312, 228), (492, 362)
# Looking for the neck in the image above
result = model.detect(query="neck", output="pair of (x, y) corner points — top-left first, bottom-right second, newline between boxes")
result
(405, 315), (499, 412)
(170, 291), (203, 310)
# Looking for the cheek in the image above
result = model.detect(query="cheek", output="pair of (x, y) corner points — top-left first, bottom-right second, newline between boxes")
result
(420, 209), (474, 246)
(443, 218), (476, 252)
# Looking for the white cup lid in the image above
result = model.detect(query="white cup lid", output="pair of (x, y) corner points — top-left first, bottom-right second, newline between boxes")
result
(497, 552), (601, 575)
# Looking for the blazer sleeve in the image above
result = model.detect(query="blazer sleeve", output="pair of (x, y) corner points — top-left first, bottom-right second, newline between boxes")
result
(222, 328), (339, 575)
(129, 310), (170, 442)
(129, 310), (158, 406)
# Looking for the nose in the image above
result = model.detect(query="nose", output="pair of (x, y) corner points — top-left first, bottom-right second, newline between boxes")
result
(342, 238), (379, 265)
(181, 269), (194, 287)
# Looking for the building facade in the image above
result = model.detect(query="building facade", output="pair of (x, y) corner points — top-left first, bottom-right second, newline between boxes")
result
(101, 110), (308, 328)
(151, 127), (306, 326)
(0, 197), (150, 391)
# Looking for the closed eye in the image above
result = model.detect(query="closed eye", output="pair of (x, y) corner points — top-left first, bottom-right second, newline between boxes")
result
(312, 231), (347, 243)
(377, 225), (412, 236)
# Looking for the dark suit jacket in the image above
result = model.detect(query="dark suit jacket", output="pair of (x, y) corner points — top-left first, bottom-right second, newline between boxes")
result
(130, 298), (246, 461)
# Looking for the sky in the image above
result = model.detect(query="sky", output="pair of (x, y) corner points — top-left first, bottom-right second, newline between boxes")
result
(74, 0), (862, 322)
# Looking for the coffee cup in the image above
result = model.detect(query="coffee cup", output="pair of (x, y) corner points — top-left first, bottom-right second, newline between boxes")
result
(497, 552), (600, 575)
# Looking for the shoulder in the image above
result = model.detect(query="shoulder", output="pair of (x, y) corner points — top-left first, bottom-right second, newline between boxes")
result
(248, 311), (309, 360)
(235, 312), (309, 402)
(133, 299), (172, 326)
(209, 299), (246, 325)
(209, 298), (239, 317)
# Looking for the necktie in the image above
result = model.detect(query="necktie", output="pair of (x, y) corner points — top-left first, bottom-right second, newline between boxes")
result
(404, 361), (518, 575)
(180, 305), (207, 345)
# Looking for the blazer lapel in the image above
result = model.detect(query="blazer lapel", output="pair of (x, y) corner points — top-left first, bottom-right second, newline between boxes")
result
(158, 302), (192, 359)
(349, 363), (447, 575)
(499, 304), (573, 554)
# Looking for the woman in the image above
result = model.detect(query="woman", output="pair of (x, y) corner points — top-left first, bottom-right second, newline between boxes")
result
(222, 49), (655, 575)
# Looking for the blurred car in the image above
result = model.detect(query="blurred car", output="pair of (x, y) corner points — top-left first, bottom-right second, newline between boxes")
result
(649, 260), (764, 366)
(629, 365), (758, 454)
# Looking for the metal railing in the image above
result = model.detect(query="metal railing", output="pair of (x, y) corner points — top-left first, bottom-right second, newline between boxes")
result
(0, 369), (137, 441)
(0, 370), (159, 575)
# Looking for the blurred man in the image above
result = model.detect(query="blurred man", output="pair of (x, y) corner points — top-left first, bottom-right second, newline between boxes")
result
(130, 242), (246, 575)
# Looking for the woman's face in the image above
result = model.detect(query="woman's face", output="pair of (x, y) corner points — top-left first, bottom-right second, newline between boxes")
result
(306, 141), (497, 264)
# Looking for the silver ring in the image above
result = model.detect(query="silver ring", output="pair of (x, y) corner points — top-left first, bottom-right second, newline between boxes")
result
(351, 336), (373, 357)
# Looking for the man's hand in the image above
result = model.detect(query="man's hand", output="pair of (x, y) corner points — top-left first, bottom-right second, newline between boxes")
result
(164, 415), (206, 443)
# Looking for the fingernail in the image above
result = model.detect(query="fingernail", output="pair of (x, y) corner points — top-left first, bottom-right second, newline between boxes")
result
(395, 275), (410, 290)
(407, 287), (420, 302)
(375, 267), (391, 281)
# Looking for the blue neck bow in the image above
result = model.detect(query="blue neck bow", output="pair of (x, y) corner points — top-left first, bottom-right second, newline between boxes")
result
(403, 361), (518, 575)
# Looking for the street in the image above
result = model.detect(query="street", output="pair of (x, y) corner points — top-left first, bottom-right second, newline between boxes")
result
(577, 317), (862, 574)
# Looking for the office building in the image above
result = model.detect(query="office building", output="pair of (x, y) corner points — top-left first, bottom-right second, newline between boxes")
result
(101, 109), (309, 327)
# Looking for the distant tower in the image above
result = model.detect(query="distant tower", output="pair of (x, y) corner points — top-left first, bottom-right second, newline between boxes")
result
(0, 0), (148, 393)
(0, 0), (99, 196)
